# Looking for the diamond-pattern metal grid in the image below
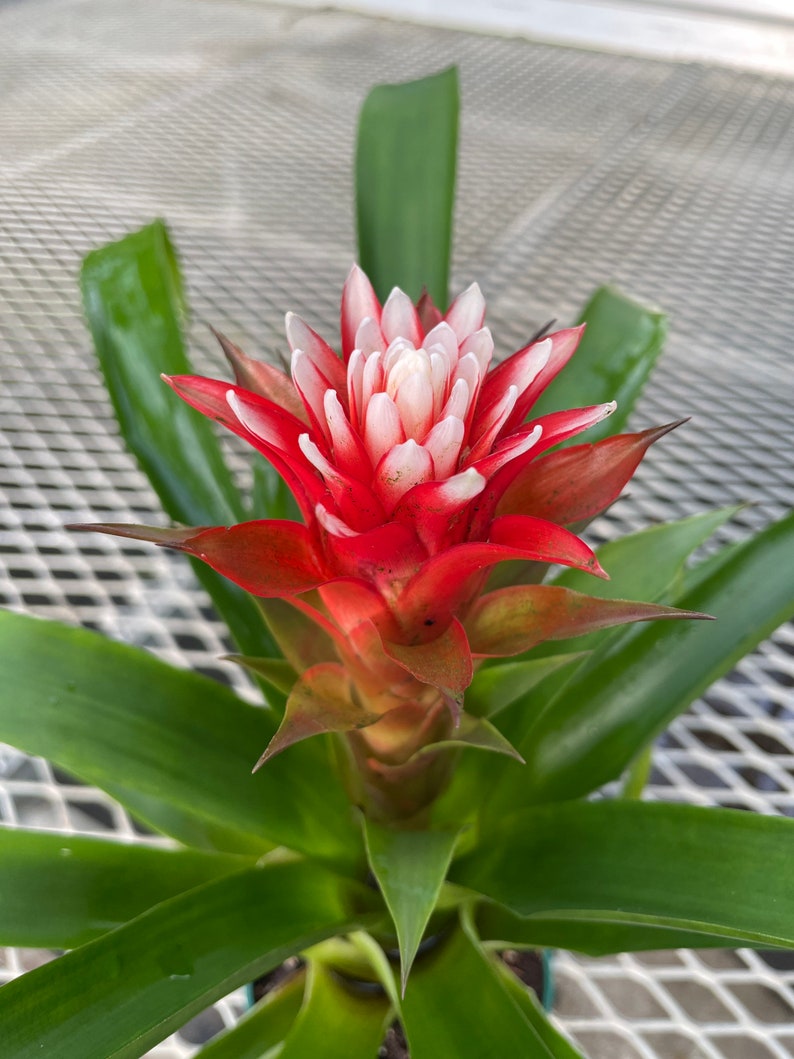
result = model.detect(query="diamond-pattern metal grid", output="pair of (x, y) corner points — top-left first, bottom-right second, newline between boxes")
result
(1, 1), (793, 1056)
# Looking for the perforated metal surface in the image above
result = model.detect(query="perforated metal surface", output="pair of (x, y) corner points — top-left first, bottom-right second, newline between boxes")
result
(1, 2), (793, 1056)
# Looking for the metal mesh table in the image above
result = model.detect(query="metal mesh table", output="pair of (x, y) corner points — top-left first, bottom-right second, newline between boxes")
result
(1, 1), (793, 1056)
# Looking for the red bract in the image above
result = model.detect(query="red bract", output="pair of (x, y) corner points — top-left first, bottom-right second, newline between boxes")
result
(80, 267), (703, 810)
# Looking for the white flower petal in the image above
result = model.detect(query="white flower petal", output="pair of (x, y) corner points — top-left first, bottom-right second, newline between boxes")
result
(291, 349), (331, 440)
(323, 389), (369, 475)
(460, 327), (494, 375)
(315, 504), (356, 539)
(444, 282), (485, 344)
(354, 316), (385, 357)
(429, 352), (448, 418)
(453, 352), (482, 408)
(440, 377), (470, 421)
(381, 287), (421, 345)
(347, 347), (365, 428)
(364, 391), (404, 466)
(361, 351), (384, 409)
(423, 415), (465, 478)
(394, 371), (435, 441)
(374, 439), (434, 512)
(466, 384), (519, 463)
(386, 346), (431, 401)
(423, 321), (458, 360)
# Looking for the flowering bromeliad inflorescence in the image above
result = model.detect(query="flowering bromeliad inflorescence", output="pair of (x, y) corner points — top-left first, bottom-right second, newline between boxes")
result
(86, 266), (699, 818)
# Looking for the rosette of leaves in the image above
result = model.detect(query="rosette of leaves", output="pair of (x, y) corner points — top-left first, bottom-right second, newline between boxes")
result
(1, 69), (794, 1059)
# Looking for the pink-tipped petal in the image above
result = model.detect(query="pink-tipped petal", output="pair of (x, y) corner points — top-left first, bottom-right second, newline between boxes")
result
(374, 439), (434, 513)
(440, 377), (470, 422)
(527, 402), (617, 453)
(364, 391), (405, 467)
(444, 282), (486, 344)
(212, 330), (307, 423)
(323, 389), (372, 478)
(466, 584), (712, 658)
(498, 420), (686, 524)
(428, 352), (448, 418)
(467, 406), (616, 538)
(423, 321), (459, 361)
(422, 415), (465, 479)
(361, 350), (384, 410)
(466, 384), (518, 464)
(347, 347), (365, 429)
(381, 287), (423, 346)
(355, 316), (386, 356)
(508, 325), (585, 428)
(290, 350), (333, 440)
(342, 264), (381, 361)
(468, 425), (542, 481)
(165, 376), (322, 519)
(453, 351), (482, 399)
(473, 336), (551, 435)
(474, 325), (583, 438)
(460, 327), (494, 375)
(298, 434), (385, 530)
(285, 312), (347, 399)
(394, 371), (435, 442)
(392, 468), (485, 552)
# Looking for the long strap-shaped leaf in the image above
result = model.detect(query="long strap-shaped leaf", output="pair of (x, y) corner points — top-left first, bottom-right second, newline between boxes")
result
(0, 611), (359, 866)
(453, 800), (794, 949)
(0, 862), (361, 1059)
(356, 68), (459, 306)
(478, 903), (754, 958)
(0, 828), (249, 949)
(197, 971), (306, 1058)
(401, 924), (581, 1058)
(81, 220), (276, 658)
(509, 510), (794, 806)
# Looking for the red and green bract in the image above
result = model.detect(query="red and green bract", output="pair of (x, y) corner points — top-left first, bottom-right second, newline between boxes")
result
(85, 267), (695, 815)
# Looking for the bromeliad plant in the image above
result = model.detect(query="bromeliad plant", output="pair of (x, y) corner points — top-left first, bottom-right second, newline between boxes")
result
(2, 68), (794, 1059)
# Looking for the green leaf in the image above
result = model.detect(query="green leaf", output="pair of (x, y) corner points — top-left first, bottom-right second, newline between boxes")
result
(511, 510), (794, 806)
(0, 611), (360, 866)
(356, 68), (459, 306)
(0, 828), (249, 949)
(0, 862), (362, 1059)
(494, 961), (583, 1058)
(464, 654), (586, 719)
(453, 800), (794, 949)
(81, 220), (275, 658)
(477, 902), (756, 958)
(197, 972), (306, 1059)
(552, 506), (741, 605)
(226, 655), (297, 712)
(430, 658), (587, 832)
(417, 713), (524, 763)
(401, 925), (568, 1058)
(276, 961), (390, 1059)
(531, 285), (667, 442)
(363, 818), (459, 993)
